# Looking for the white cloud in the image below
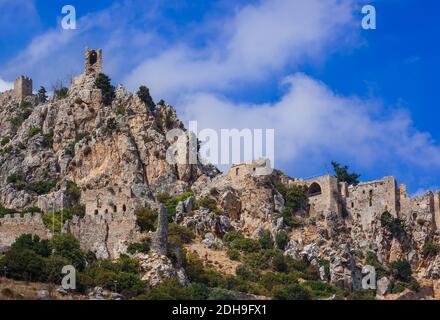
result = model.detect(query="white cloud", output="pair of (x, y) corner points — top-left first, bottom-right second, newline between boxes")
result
(179, 74), (440, 174)
(0, 77), (13, 92)
(124, 0), (357, 98)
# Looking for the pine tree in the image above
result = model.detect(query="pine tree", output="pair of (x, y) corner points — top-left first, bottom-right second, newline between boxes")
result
(37, 86), (47, 103)
(331, 161), (360, 185)
(95, 73), (115, 105)
(137, 85), (155, 111)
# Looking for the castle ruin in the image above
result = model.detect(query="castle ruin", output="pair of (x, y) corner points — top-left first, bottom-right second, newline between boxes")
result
(13, 75), (33, 101)
(285, 173), (440, 231)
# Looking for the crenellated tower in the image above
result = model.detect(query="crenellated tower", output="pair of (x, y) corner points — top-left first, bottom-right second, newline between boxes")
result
(13, 75), (33, 101)
(84, 48), (103, 75)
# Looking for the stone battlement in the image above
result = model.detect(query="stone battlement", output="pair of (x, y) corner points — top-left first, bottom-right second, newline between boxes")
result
(13, 75), (33, 101)
(0, 212), (43, 223)
(0, 212), (49, 247)
(66, 209), (141, 260)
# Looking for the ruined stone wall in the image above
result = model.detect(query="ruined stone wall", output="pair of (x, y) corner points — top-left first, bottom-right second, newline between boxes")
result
(85, 48), (102, 75)
(66, 210), (142, 259)
(0, 213), (49, 247)
(37, 190), (73, 213)
(229, 159), (272, 182)
(344, 177), (398, 232)
(81, 186), (135, 216)
(294, 175), (340, 217)
(434, 192), (440, 230)
(13, 76), (32, 101)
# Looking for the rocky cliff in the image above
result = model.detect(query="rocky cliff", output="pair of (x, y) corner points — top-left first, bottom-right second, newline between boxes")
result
(0, 50), (439, 300)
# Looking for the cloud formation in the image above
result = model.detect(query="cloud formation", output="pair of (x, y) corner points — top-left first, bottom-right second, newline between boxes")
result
(0, 77), (13, 92)
(124, 0), (357, 97)
(179, 74), (440, 177)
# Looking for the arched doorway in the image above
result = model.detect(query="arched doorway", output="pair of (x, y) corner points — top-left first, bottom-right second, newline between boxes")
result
(89, 50), (97, 65)
(308, 182), (322, 197)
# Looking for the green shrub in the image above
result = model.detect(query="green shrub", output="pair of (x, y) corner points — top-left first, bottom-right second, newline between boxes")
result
(242, 251), (271, 270)
(23, 206), (42, 213)
(8, 108), (32, 128)
(29, 180), (56, 195)
(0, 204), (15, 218)
(304, 280), (340, 298)
(95, 73), (114, 105)
(27, 127), (42, 139)
(227, 248), (240, 261)
(20, 101), (32, 109)
(390, 259), (412, 282)
(381, 211), (406, 237)
(272, 283), (312, 300)
(106, 118), (117, 130)
(196, 196), (220, 214)
(156, 191), (194, 218)
(43, 130), (54, 148)
(318, 259), (330, 279)
(184, 253), (226, 288)
(331, 161), (360, 185)
(6, 172), (26, 190)
(66, 180), (81, 201)
(259, 231), (274, 249)
(207, 288), (237, 300)
(231, 237), (261, 253)
(137, 280), (187, 300)
(187, 283), (210, 300)
(223, 231), (244, 244)
(44, 255), (71, 283)
(275, 230), (289, 250)
(0, 137), (10, 146)
(0, 145), (13, 155)
(236, 264), (259, 281)
(423, 241), (440, 258)
(272, 253), (287, 272)
(127, 242), (150, 255)
(55, 87), (69, 99)
(391, 283), (406, 294)
(275, 184), (308, 214)
(116, 105), (125, 116)
(137, 85), (155, 111)
(49, 233), (87, 271)
(168, 223), (195, 245)
(10, 234), (50, 257)
(135, 208), (158, 232)
(0, 249), (46, 282)
(349, 289), (376, 300)
(365, 251), (389, 278)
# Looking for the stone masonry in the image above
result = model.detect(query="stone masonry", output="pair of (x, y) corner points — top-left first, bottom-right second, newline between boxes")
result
(0, 213), (49, 247)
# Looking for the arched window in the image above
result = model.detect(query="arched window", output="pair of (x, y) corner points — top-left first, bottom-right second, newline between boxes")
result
(308, 183), (322, 197)
(89, 50), (97, 65)
(105, 209), (108, 214)
(94, 209), (99, 215)
(113, 205), (117, 213)
(123, 204), (127, 212)
(236, 168), (240, 176)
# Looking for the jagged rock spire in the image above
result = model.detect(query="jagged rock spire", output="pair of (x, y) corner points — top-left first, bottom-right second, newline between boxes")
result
(151, 204), (168, 255)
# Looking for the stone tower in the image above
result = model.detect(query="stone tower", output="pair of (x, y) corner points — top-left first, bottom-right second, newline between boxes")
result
(14, 76), (33, 101)
(84, 48), (103, 75)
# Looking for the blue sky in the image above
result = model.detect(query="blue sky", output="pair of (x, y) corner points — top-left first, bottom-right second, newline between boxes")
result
(0, 0), (439, 193)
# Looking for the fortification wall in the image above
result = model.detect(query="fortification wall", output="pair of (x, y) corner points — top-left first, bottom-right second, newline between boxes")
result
(0, 213), (49, 247)
(66, 211), (142, 259)
(81, 186), (135, 216)
(434, 192), (440, 230)
(344, 177), (398, 231)
(294, 175), (340, 217)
